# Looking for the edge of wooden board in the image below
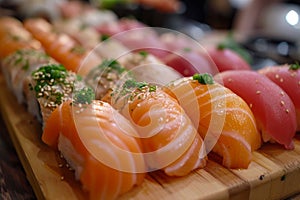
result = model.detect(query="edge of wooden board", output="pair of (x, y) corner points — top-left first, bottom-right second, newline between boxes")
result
(1, 73), (300, 200)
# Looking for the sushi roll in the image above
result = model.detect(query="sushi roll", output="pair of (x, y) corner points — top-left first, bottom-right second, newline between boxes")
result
(1, 49), (55, 104)
(25, 64), (92, 123)
(85, 59), (129, 100)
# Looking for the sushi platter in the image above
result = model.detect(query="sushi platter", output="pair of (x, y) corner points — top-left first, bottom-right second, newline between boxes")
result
(1, 70), (300, 200)
(1, 1), (300, 198)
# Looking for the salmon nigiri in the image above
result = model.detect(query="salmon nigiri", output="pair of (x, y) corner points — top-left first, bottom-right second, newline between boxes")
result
(259, 63), (300, 131)
(24, 18), (101, 75)
(111, 80), (206, 176)
(215, 70), (297, 149)
(0, 17), (41, 59)
(164, 73), (261, 168)
(42, 100), (145, 200)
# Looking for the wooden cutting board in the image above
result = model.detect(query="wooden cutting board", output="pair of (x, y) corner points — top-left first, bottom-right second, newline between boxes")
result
(1, 73), (300, 200)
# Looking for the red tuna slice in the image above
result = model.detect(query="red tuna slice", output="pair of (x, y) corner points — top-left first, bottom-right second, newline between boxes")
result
(96, 19), (147, 36)
(163, 50), (218, 77)
(206, 47), (251, 72)
(114, 29), (169, 59)
(259, 64), (300, 131)
(215, 70), (297, 149)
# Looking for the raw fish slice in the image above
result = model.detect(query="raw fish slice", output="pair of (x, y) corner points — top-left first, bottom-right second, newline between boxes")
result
(42, 100), (145, 200)
(215, 70), (297, 149)
(162, 50), (217, 77)
(0, 17), (41, 59)
(206, 46), (251, 72)
(53, 18), (100, 49)
(24, 18), (102, 75)
(112, 81), (206, 176)
(165, 74), (261, 168)
(259, 64), (300, 130)
(118, 52), (182, 85)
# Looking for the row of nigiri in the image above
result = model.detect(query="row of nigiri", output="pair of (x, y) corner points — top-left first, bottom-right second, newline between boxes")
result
(0, 15), (300, 200)
(3, 14), (298, 151)
(0, 16), (207, 200)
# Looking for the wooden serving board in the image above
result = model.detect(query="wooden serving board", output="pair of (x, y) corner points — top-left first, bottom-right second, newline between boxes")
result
(1, 73), (300, 200)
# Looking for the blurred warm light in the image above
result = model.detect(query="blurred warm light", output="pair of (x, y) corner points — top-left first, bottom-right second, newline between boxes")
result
(285, 10), (299, 26)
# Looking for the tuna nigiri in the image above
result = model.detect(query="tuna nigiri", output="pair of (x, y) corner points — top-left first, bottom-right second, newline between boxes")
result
(42, 100), (145, 200)
(259, 64), (300, 131)
(215, 70), (297, 149)
(164, 74), (261, 168)
(111, 80), (206, 176)
(205, 46), (251, 72)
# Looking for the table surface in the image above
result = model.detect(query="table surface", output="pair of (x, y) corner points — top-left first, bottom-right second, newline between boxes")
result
(0, 115), (36, 200)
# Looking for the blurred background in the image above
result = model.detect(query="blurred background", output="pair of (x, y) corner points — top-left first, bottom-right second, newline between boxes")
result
(1, 0), (300, 66)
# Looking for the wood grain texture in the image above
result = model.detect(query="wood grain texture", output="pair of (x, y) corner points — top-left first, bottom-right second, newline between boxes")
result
(0, 116), (36, 200)
(0, 73), (300, 200)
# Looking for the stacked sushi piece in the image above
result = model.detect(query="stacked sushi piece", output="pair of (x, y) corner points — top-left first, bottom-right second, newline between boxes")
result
(0, 10), (300, 200)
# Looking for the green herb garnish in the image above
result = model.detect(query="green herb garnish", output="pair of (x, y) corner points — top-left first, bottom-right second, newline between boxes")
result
(193, 73), (214, 85)
(217, 32), (252, 64)
(22, 59), (29, 70)
(73, 87), (95, 104)
(79, 23), (88, 31)
(183, 47), (192, 52)
(289, 63), (300, 70)
(112, 79), (156, 103)
(70, 46), (86, 55)
(139, 51), (149, 58)
(99, 59), (126, 74)
(100, 34), (110, 41)
(31, 64), (68, 102)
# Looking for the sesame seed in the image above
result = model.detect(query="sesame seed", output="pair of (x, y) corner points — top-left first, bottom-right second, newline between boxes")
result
(275, 74), (279, 79)
(286, 109), (290, 113)
(228, 78), (232, 83)
(290, 72), (296, 77)
(60, 176), (65, 180)
(280, 91), (285, 96)
(280, 101), (285, 106)
(280, 78), (284, 82)
(58, 164), (63, 168)
(256, 90), (261, 95)
(255, 79), (258, 83)
(249, 103), (253, 108)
